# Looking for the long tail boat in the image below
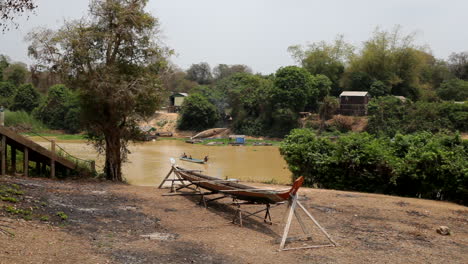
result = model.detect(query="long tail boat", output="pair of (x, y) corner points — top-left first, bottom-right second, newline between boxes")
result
(179, 157), (206, 164)
(159, 164), (337, 250)
(172, 165), (303, 204)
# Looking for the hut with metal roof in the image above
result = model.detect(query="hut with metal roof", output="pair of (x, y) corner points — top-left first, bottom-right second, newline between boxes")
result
(168, 92), (188, 112)
(339, 91), (370, 116)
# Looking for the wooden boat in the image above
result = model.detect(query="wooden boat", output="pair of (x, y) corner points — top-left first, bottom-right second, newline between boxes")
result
(157, 132), (173, 137)
(172, 165), (304, 204)
(179, 157), (205, 164)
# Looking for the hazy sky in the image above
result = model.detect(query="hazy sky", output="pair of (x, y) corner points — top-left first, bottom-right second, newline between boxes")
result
(0, 0), (467, 74)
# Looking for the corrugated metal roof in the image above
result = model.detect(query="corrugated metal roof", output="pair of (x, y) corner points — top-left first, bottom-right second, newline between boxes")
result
(172, 92), (188, 97)
(340, 91), (369, 97)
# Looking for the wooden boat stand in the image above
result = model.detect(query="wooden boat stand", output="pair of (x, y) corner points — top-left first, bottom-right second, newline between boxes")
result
(158, 166), (337, 251)
(231, 199), (285, 227)
(278, 194), (337, 251)
(159, 167), (229, 207)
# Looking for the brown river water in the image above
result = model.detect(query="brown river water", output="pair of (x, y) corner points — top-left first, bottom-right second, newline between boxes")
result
(32, 139), (292, 186)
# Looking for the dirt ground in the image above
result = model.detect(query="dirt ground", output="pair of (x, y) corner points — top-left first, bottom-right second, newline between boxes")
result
(0, 175), (467, 264)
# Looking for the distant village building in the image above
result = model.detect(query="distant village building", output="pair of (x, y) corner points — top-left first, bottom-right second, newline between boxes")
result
(339, 91), (370, 116)
(168, 93), (188, 113)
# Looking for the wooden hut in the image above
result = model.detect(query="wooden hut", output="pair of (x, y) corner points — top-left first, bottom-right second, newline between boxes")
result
(339, 91), (370, 116)
(168, 93), (188, 112)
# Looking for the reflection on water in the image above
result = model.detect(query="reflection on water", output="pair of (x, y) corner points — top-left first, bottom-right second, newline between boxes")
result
(33, 139), (292, 186)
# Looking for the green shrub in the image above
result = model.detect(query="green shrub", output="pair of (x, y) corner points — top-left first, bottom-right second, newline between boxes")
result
(11, 83), (40, 113)
(177, 93), (219, 131)
(280, 129), (468, 205)
(34, 84), (81, 133)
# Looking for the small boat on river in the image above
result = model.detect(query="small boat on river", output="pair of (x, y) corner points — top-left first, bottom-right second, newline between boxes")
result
(179, 156), (206, 164)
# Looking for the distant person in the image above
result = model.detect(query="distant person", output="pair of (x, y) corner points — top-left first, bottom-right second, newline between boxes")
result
(204, 156), (209, 162)
(182, 152), (187, 158)
(189, 155), (192, 159)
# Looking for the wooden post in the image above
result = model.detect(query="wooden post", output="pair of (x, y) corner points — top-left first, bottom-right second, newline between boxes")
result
(50, 140), (56, 179)
(1, 135), (5, 176)
(36, 161), (40, 175)
(0, 110), (4, 126)
(10, 147), (16, 174)
(90, 160), (96, 174)
(41, 162), (46, 175)
(23, 147), (28, 177)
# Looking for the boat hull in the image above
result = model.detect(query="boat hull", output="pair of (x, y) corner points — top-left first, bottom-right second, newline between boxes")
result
(179, 157), (205, 164)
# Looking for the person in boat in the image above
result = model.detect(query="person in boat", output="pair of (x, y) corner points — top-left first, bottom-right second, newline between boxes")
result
(189, 155), (192, 159)
(182, 153), (187, 158)
(204, 156), (209, 162)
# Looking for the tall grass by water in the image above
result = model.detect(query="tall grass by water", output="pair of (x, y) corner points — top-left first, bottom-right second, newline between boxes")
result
(4, 110), (49, 132)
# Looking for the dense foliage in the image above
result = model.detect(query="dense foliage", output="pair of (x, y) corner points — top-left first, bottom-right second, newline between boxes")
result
(367, 96), (468, 136)
(11, 83), (39, 113)
(34, 84), (80, 133)
(177, 93), (219, 131)
(280, 129), (468, 205)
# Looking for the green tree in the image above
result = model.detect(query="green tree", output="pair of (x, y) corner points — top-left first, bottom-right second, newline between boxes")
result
(11, 83), (39, 113)
(186, 62), (212, 85)
(272, 66), (318, 112)
(34, 84), (81, 132)
(369, 80), (391, 97)
(288, 36), (353, 96)
(3, 63), (28, 86)
(344, 26), (428, 100)
(177, 93), (218, 131)
(448, 51), (468, 80)
(212, 64), (252, 81)
(27, 0), (171, 181)
(0, 81), (16, 107)
(437, 78), (468, 101)
(0, 55), (10, 81)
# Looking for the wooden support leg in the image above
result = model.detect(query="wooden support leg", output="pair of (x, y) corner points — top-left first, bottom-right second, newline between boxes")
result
(1, 135), (5, 176)
(279, 194), (298, 250)
(197, 186), (207, 208)
(50, 140), (56, 179)
(35, 161), (40, 175)
(10, 147), (16, 174)
(23, 148), (28, 177)
(297, 200), (337, 246)
(264, 204), (272, 224)
(158, 167), (174, 189)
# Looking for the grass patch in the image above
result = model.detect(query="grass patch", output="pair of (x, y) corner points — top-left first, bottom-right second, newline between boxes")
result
(21, 132), (86, 140)
(56, 211), (68, 221)
(4, 110), (49, 131)
(0, 196), (18, 203)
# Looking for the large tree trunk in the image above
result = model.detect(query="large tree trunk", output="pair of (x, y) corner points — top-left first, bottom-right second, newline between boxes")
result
(104, 130), (123, 181)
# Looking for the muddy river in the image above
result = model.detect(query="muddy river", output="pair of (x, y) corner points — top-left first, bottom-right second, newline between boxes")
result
(33, 139), (292, 186)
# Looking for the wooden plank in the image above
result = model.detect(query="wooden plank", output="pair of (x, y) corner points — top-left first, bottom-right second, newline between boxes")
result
(51, 140), (55, 179)
(1, 135), (5, 176)
(11, 146), (16, 174)
(279, 195), (298, 250)
(297, 200), (337, 246)
(23, 147), (28, 177)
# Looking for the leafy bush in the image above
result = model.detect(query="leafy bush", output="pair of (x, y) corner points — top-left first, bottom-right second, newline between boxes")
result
(367, 96), (468, 136)
(437, 78), (468, 101)
(11, 83), (40, 113)
(280, 129), (468, 205)
(34, 84), (81, 133)
(177, 93), (219, 131)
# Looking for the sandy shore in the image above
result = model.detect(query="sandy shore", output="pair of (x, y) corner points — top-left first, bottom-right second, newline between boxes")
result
(0, 175), (467, 264)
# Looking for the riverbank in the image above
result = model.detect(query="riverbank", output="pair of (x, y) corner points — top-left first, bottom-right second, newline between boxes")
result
(0, 175), (466, 263)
